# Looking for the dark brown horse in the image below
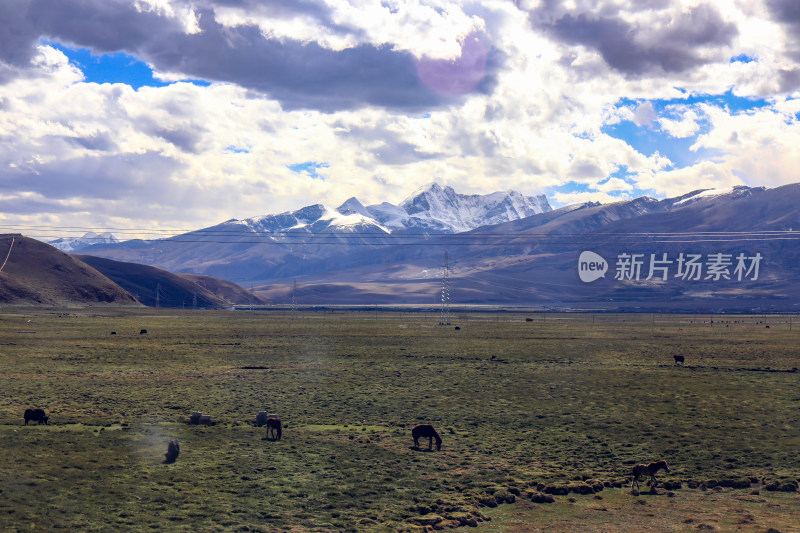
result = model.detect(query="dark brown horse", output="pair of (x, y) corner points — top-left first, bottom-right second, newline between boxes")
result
(412, 424), (442, 451)
(266, 417), (282, 440)
(631, 460), (670, 491)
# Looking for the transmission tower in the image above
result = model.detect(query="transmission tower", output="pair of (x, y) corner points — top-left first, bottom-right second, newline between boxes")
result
(291, 279), (297, 317)
(440, 251), (450, 325)
(155, 282), (161, 308)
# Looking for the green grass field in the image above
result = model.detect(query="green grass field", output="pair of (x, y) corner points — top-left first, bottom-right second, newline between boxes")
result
(1, 309), (799, 531)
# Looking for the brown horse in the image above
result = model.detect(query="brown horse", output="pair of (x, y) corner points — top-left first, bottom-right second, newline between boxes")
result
(412, 424), (442, 451)
(266, 417), (282, 440)
(631, 460), (670, 491)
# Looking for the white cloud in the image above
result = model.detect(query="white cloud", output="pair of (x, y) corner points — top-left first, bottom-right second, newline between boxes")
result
(2, 1), (800, 237)
(640, 160), (740, 198)
(659, 107), (701, 138)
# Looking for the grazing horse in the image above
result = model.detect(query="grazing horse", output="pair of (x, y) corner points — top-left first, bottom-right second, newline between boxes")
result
(266, 418), (282, 440)
(673, 354), (685, 365)
(412, 424), (442, 451)
(631, 460), (670, 491)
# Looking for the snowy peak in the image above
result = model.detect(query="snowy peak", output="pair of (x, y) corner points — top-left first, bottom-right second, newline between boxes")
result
(228, 201), (389, 238)
(337, 197), (371, 218)
(395, 183), (552, 233)
(667, 185), (764, 208)
(191, 184), (552, 242)
(48, 232), (119, 253)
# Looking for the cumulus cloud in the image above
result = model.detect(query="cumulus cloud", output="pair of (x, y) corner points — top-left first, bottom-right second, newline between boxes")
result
(529, 1), (738, 76)
(0, 0), (499, 111)
(2, 0), (800, 237)
(658, 106), (702, 138)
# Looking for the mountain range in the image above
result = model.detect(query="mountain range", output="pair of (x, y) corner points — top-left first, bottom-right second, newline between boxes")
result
(45, 182), (800, 311)
(48, 232), (120, 253)
(0, 235), (268, 308)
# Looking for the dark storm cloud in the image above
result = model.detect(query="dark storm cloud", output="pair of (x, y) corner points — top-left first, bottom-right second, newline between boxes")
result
(530, 3), (737, 75)
(766, 0), (800, 68)
(0, 0), (39, 82)
(0, 0), (498, 111)
(148, 11), (445, 111)
(766, 0), (800, 23)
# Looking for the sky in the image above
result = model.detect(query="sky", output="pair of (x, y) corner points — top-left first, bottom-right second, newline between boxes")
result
(1, 0), (800, 239)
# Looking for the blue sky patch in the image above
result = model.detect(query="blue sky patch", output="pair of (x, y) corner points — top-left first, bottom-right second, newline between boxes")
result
(548, 165), (653, 205)
(602, 120), (710, 168)
(602, 90), (770, 168)
(730, 54), (757, 64)
(288, 161), (329, 180)
(225, 145), (251, 154)
(47, 41), (210, 89)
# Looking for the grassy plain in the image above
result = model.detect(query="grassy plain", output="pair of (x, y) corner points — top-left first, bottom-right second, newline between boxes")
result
(0, 309), (799, 531)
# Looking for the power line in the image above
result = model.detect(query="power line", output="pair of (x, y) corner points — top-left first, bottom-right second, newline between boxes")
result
(10, 234), (800, 247)
(3, 223), (800, 239)
(4, 225), (800, 247)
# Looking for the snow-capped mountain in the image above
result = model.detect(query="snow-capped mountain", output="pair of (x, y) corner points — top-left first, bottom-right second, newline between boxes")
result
(668, 185), (762, 207)
(74, 181), (800, 311)
(223, 183), (552, 236)
(48, 232), (119, 253)
(376, 183), (552, 233)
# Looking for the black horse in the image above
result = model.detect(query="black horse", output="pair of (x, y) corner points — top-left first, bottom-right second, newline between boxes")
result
(266, 418), (283, 440)
(412, 424), (442, 451)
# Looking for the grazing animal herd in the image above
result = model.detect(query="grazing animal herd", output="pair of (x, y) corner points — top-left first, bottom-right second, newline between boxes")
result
(20, 348), (684, 495)
(20, 407), (676, 495)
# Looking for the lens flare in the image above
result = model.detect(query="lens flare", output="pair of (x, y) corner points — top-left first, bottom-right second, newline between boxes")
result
(414, 33), (488, 97)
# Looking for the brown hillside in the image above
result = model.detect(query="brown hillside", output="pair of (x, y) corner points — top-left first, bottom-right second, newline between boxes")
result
(75, 254), (231, 309)
(178, 273), (271, 305)
(0, 235), (138, 306)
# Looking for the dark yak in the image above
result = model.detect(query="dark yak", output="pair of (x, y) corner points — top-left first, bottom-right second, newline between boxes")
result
(164, 439), (180, 463)
(24, 408), (48, 425)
